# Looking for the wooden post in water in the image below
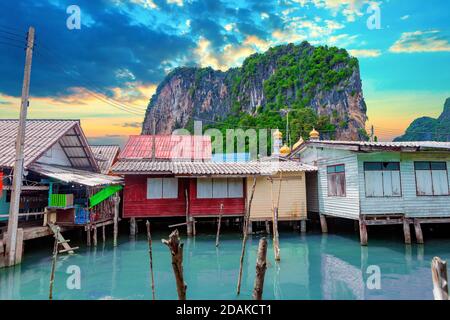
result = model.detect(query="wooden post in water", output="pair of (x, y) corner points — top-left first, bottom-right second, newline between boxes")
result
(359, 218), (368, 246)
(403, 218), (411, 245)
(252, 237), (268, 300)
(162, 229), (186, 300)
(102, 225), (106, 243)
(113, 195), (120, 247)
(431, 257), (448, 300)
(146, 221), (156, 300)
(414, 219), (424, 244)
(265, 220), (270, 235)
(272, 207), (280, 261)
(237, 176), (257, 295)
(86, 225), (91, 247)
(93, 225), (98, 247)
(185, 188), (192, 236)
(130, 218), (136, 237)
(215, 204), (223, 247)
(49, 226), (60, 300)
(300, 220), (307, 234)
(320, 214), (328, 233)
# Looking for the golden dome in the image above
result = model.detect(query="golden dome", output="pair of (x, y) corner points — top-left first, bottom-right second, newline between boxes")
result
(292, 136), (305, 150)
(309, 127), (319, 140)
(280, 144), (291, 156)
(273, 129), (283, 139)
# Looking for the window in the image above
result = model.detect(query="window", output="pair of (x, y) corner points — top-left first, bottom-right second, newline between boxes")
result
(197, 178), (244, 198)
(415, 162), (449, 196)
(364, 162), (402, 197)
(147, 178), (178, 199)
(327, 164), (346, 197)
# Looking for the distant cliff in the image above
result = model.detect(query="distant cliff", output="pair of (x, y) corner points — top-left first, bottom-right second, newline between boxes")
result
(394, 98), (450, 142)
(142, 42), (368, 141)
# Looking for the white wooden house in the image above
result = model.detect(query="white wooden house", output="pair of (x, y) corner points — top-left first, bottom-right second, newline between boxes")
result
(290, 133), (450, 245)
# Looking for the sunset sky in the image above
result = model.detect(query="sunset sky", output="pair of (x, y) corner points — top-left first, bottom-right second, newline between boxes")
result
(0, 0), (449, 146)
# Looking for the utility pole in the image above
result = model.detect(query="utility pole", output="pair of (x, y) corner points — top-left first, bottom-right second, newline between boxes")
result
(6, 26), (35, 267)
(370, 125), (374, 142)
(151, 109), (156, 161)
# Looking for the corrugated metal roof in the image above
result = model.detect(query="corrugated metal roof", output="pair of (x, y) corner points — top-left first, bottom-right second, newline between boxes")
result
(91, 145), (120, 174)
(119, 135), (212, 161)
(291, 140), (450, 154)
(111, 159), (317, 176)
(29, 163), (123, 187)
(0, 120), (99, 171)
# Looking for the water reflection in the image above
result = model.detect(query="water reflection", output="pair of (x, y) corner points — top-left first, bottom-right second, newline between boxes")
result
(0, 231), (447, 300)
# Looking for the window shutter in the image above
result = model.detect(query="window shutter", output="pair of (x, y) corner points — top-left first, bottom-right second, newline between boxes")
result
(163, 178), (178, 199)
(228, 178), (244, 198)
(391, 170), (402, 196)
(432, 170), (449, 195)
(213, 178), (228, 198)
(197, 178), (212, 198)
(416, 170), (433, 196)
(147, 178), (162, 199)
(365, 171), (383, 197)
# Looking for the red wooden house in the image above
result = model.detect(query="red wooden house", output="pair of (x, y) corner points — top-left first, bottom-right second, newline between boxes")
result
(112, 135), (247, 219)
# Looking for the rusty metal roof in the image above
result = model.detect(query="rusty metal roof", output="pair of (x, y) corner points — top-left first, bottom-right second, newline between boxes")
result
(0, 120), (99, 171)
(111, 159), (317, 176)
(119, 135), (212, 161)
(91, 145), (120, 174)
(291, 140), (450, 154)
(29, 163), (123, 187)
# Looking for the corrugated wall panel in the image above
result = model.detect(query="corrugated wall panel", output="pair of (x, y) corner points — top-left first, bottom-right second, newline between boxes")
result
(306, 172), (319, 213)
(122, 175), (186, 218)
(248, 173), (307, 221)
(317, 152), (360, 220)
(189, 178), (245, 217)
(358, 152), (450, 218)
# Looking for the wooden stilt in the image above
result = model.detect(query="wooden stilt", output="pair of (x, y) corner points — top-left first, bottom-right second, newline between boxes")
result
(272, 207), (280, 261)
(403, 218), (411, 245)
(192, 217), (196, 236)
(49, 226), (60, 300)
(300, 220), (307, 234)
(113, 195), (120, 247)
(359, 218), (368, 246)
(431, 257), (448, 300)
(237, 176), (257, 295)
(185, 188), (192, 236)
(414, 219), (424, 244)
(247, 220), (253, 234)
(162, 229), (186, 300)
(102, 225), (106, 243)
(86, 225), (91, 247)
(93, 226), (98, 247)
(146, 221), (156, 300)
(265, 220), (270, 235)
(252, 237), (268, 300)
(320, 214), (328, 233)
(130, 218), (136, 237)
(215, 204), (223, 247)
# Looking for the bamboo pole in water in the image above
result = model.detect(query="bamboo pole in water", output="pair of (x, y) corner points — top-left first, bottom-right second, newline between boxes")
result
(270, 173), (282, 262)
(49, 226), (60, 300)
(216, 203), (223, 247)
(432, 256), (448, 300)
(252, 237), (268, 300)
(113, 195), (120, 247)
(162, 229), (186, 300)
(236, 176), (257, 295)
(146, 220), (156, 300)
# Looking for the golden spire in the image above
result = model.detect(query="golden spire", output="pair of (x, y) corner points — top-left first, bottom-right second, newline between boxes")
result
(309, 127), (319, 140)
(280, 144), (291, 156)
(273, 129), (283, 139)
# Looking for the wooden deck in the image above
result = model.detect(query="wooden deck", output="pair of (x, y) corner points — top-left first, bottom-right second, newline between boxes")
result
(0, 220), (73, 241)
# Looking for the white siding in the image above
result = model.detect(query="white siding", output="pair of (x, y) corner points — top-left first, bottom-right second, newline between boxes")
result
(301, 148), (359, 219)
(358, 152), (450, 218)
(36, 142), (71, 166)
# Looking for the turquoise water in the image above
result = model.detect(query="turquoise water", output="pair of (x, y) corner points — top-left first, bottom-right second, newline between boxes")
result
(0, 230), (447, 300)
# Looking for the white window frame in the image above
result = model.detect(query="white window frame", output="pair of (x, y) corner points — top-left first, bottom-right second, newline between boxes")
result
(364, 162), (402, 198)
(146, 177), (179, 199)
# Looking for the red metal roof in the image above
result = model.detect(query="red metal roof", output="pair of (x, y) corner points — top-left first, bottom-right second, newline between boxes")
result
(119, 135), (212, 161)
